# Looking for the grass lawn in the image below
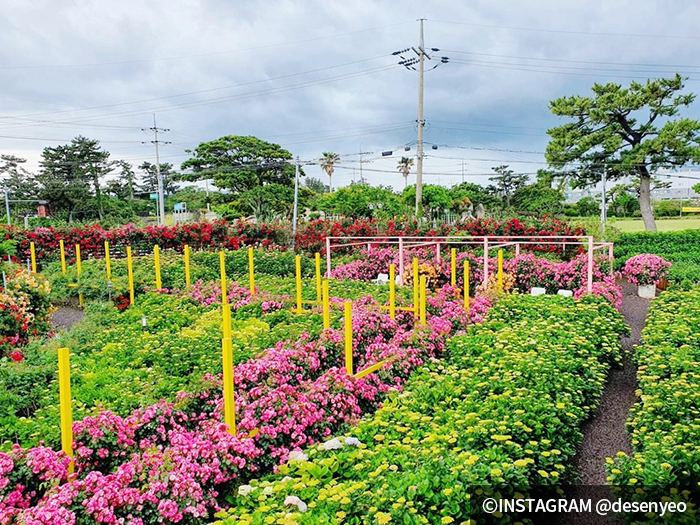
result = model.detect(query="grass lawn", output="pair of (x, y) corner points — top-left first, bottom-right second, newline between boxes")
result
(610, 217), (700, 232)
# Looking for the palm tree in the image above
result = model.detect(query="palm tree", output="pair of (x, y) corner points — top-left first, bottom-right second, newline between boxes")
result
(397, 157), (414, 188)
(320, 152), (340, 193)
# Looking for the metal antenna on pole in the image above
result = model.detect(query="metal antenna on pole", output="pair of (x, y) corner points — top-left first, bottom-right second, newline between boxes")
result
(393, 19), (448, 219)
(142, 115), (171, 225)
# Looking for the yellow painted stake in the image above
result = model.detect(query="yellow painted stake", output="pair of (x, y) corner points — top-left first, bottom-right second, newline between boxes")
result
(221, 335), (236, 436)
(498, 249), (504, 289)
(412, 257), (419, 319)
(220, 251), (228, 304)
(126, 246), (135, 307)
(451, 248), (456, 287)
(464, 260), (470, 312)
(154, 245), (162, 290)
(59, 240), (66, 275)
(184, 245), (191, 288)
(322, 280), (330, 329)
(389, 264), (396, 320)
(315, 252), (322, 304)
(248, 248), (255, 296)
(104, 241), (111, 281)
(57, 347), (74, 474)
(75, 245), (83, 307)
(222, 302), (232, 340)
(419, 275), (427, 327)
(30, 242), (36, 273)
(344, 301), (353, 375)
(295, 255), (302, 313)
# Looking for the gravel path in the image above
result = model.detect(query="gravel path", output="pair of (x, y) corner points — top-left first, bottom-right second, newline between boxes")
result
(50, 306), (85, 330)
(551, 280), (651, 525)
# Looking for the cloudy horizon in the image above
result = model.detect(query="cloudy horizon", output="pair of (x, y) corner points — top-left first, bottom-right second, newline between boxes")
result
(2, 0), (700, 192)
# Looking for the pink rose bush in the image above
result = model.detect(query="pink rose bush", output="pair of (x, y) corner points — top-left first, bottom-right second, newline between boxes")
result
(622, 253), (672, 285)
(0, 286), (483, 524)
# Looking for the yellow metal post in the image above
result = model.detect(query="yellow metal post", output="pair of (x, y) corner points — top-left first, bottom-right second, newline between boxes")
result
(219, 251), (228, 304)
(295, 255), (302, 313)
(412, 257), (419, 319)
(30, 242), (36, 273)
(322, 280), (330, 329)
(315, 252), (322, 304)
(419, 275), (427, 327)
(498, 249), (504, 289)
(126, 246), (135, 307)
(248, 248), (255, 295)
(184, 245), (191, 288)
(57, 347), (74, 474)
(389, 264), (396, 320)
(344, 301), (353, 375)
(104, 241), (111, 281)
(59, 240), (66, 275)
(154, 245), (162, 290)
(222, 302), (232, 340)
(464, 260), (470, 312)
(76, 245), (83, 307)
(221, 336), (236, 436)
(451, 248), (456, 287)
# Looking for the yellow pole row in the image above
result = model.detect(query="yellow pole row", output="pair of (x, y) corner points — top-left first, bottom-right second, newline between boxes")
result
(30, 242), (36, 273)
(76, 245), (83, 307)
(344, 300), (353, 375)
(322, 280), (330, 330)
(295, 255), (302, 313)
(104, 241), (111, 281)
(498, 248), (504, 289)
(57, 347), (74, 474)
(248, 248), (255, 296)
(451, 248), (456, 287)
(389, 264), (396, 320)
(220, 251), (228, 304)
(59, 240), (66, 275)
(154, 245), (162, 290)
(126, 246), (135, 307)
(464, 260), (470, 312)
(184, 245), (191, 288)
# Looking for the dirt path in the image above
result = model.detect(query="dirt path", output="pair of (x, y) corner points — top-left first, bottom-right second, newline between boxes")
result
(549, 280), (651, 525)
(50, 306), (85, 329)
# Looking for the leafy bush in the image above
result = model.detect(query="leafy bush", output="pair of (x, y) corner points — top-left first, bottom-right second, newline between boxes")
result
(615, 230), (700, 283)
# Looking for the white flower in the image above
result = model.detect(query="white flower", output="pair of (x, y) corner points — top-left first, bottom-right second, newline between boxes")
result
(262, 486), (274, 495)
(344, 437), (362, 447)
(287, 450), (309, 462)
(237, 484), (254, 497)
(284, 495), (308, 512)
(322, 438), (343, 450)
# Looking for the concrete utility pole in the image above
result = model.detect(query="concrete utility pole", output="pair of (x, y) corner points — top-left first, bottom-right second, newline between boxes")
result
(415, 18), (426, 218)
(145, 115), (170, 225)
(393, 20), (448, 219)
(601, 168), (607, 233)
(4, 188), (9, 226)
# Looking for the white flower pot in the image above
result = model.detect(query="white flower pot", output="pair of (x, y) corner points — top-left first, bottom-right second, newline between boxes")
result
(638, 284), (656, 299)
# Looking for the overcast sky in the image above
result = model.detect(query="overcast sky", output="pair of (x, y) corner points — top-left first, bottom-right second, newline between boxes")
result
(2, 0), (700, 192)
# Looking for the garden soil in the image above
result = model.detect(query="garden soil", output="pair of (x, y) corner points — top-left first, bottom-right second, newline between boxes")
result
(50, 306), (85, 329)
(552, 280), (650, 525)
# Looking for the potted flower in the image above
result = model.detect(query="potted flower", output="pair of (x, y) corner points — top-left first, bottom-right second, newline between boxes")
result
(622, 254), (672, 298)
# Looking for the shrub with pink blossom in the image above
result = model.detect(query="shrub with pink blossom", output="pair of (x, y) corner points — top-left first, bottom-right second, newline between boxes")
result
(622, 254), (672, 286)
(574, 275), (623, 310)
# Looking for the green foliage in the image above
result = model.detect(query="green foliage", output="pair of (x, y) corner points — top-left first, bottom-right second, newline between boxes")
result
(489, 165), (529, 207)
(216, 295), (627, 524)
(402, 184), (451, 219)
(511, 181), (564, 214)
(615, 229), (700, 282)
(609, 289), (700, 507)
(546, 75), (700, 231)
(316, 183), (408, 219)
(180, 135), (295, 194)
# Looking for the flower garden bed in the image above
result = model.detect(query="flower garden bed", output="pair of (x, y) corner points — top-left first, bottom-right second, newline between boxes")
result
(215, 295), (627, 524)
(608, 289), (700, 520)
